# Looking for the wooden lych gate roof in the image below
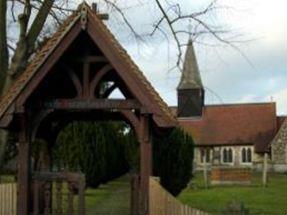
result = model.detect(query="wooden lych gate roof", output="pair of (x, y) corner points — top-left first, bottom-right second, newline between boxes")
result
(0, 3), (177, 129)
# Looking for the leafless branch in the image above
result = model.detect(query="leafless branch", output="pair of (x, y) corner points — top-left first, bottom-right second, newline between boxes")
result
(148, 0), (254, 71)
(10, 0), (16, 22)
(175, 29), (229, 37)
(154, 0), (183, 67)
(102, 0), (143, 41)
(150, 16), (165, 36)
(204, 86), (224, 104)
(170, 0), (218, 24)
(31, 0), (63, 26)
(10, 0), (72, 29)
(7, 43), (16, 52)
(191, 15), (256, 70)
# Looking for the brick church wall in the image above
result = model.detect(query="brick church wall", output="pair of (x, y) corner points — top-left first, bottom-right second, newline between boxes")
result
(211, 167), (251, 185)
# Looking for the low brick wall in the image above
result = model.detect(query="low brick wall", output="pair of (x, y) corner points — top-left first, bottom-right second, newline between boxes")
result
(272, 164), (287, 173)
(211, 166), (252, 185)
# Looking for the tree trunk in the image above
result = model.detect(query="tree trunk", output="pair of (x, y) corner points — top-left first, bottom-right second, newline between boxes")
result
(0, 0), (54, 171)
(27, 0), (54, 55)
(0, 130), (8, 172)
(0, 0), (8, 93)
(8, 0), (53, 80)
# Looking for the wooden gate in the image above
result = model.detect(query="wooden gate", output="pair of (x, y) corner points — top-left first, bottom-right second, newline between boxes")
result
(32, 171), (85, 215)
(149, 177), (212, 215)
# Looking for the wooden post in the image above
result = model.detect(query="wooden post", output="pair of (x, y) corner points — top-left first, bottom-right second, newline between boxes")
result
(139, 114), (152, 215)
(83, 62), (90, 98)
(78, 175), (86, 215)
(17, 114), (30, 215)
(131, 174), (140, 215)
(203, 153), (208, 189)
(38, 141), (53, 213)
(263, 152), (268, 187)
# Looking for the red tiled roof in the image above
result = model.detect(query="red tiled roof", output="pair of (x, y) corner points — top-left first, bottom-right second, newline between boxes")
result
(0, 10), (81, 118)
(173, 103), (277, 153)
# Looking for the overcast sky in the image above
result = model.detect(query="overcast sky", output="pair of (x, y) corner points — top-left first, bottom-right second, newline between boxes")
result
(7, 0), (287, 113)
(95, 0), (287, 115)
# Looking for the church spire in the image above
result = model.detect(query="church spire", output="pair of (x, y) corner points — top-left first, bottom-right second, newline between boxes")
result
(177, 39), (203, 90)
(177, 38), (204, 118)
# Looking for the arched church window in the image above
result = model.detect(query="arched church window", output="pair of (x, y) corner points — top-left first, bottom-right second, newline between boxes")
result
(223, 148), (228, 163)
(242, 148), (246, 163)
(228, 149), (233, 162)
(247, 148), (252, 162)
(200, 149), (205, 163)
(222, 147), (233, 163)
(206, 148), (210, 163)
(200, 148), (212, 163)
(241, 147), (252, 163)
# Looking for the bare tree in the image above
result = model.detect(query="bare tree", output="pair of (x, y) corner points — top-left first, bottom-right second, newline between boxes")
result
(0, 0), (65, 170)
(100, 0), (248, 70)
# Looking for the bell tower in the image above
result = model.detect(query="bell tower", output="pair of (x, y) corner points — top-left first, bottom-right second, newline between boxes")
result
(177, 39), (204, 117)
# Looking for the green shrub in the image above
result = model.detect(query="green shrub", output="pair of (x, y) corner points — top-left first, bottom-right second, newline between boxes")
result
(153, 127), (194, 196)
(53, 121), (129, 188)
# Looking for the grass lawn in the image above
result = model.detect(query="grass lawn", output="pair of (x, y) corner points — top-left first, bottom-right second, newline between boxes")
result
(0, 175), (16, 183)
(178, 172), (287, 215)
(3, 173), (286, 214)
(85, 175), (130, 215)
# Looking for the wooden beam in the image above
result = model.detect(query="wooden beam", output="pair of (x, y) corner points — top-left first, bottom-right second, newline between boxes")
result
(16, 21), (82, 107)
(86, 56), (107, 63)
(121, 110), (140, 137)
(139, 114), (152, 215)
(87, 15), (157, 114)
(89, 64), (112, 98)
(30, 99), (141, 110)
(73, 56), (108, 63)
(0, 113), (13, 128)
(17, 114), (30, 215)
(83, 62), (90, 98)
(102, 83), (117, 98)
(61, 64), (83, 98)
(112, 76), (135, 99)
(97, 14), (109, 20)
(30, 109), (54, 141)
(91, 3), (109, 20)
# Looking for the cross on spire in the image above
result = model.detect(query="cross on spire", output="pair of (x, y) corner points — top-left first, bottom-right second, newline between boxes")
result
(79, 2), (109, 20)
(92, 3), (109, 20)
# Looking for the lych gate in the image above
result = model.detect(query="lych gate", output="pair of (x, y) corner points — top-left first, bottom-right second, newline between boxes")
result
(0, 3), (177, 215)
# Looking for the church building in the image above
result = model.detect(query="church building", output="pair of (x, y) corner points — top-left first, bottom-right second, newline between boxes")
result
(172, 39), (287, 171)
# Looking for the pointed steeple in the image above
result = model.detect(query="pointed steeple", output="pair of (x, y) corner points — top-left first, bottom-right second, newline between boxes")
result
(177, 39), (203, 90)
(177, 38), (204, 118)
